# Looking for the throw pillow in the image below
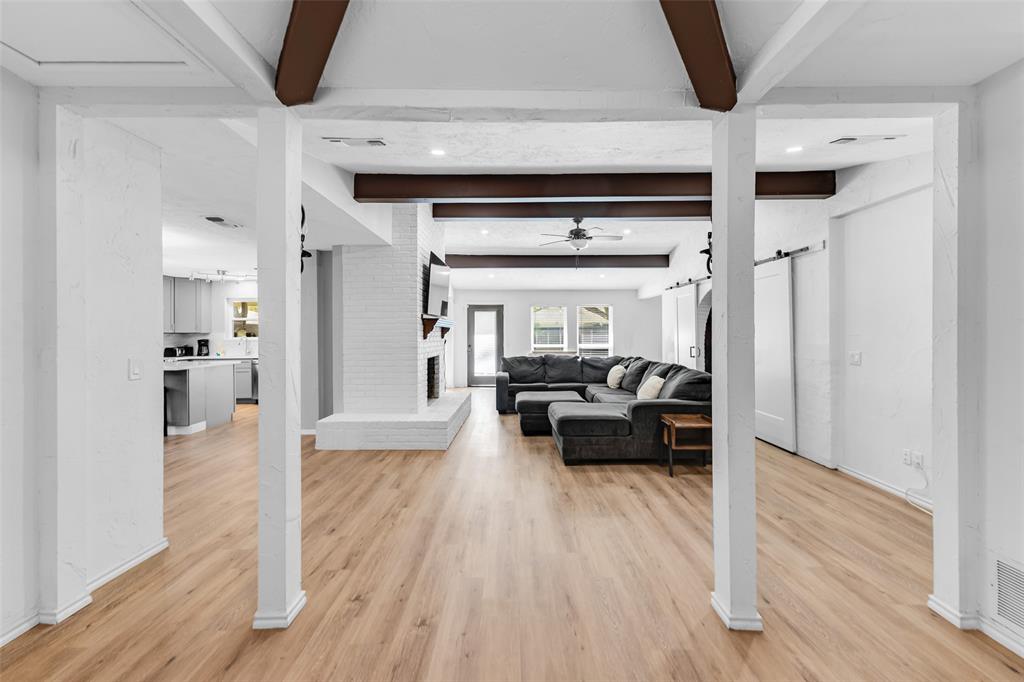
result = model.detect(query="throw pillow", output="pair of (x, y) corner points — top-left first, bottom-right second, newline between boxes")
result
(641, 361), (675, 384)
(606, 364), (626, 388)
(636, 375), (665, 400)
(620, 359), (651, 393)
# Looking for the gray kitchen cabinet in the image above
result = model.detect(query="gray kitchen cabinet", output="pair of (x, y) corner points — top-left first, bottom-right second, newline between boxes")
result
(234, 361), (253, 400)
(169, 278), (212, 334)
(163, 276), (175, 332)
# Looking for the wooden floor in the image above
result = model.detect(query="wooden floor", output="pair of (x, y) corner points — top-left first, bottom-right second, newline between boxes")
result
(3, 389), (1022, 681)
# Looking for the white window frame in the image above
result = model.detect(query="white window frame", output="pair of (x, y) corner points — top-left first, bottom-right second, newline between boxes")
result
(576, 304), (614, 357)
(530, 305), (568, 353)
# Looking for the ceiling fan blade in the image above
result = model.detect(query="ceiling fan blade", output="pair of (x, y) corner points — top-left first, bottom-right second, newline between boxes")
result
(540, 233), (570, 238)
(590, 235), (624, 241)
(586, 226), (604, 233)
(538, 239), (570, 246)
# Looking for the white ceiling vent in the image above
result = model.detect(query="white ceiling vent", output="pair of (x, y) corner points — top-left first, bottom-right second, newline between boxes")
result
(321, 137), (386, 147)
(997, 559), (1024, 631)
(829, 134), (907, 146)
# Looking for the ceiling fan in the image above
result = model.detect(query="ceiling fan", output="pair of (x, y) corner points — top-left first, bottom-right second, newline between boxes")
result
(539, 217), (624, 251)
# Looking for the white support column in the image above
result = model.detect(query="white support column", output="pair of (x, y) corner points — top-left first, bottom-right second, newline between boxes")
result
(35, 101), (92, 624)
(709, 105), (763, 631)
(928, 102), (982, 628)
(253, 107), (306, 629)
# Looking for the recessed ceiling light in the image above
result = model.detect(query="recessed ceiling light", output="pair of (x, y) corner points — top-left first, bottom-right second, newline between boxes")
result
(599, 273), (606, 279)
(430, 148), (446, 156)
(480, 229), (489, 235)
(623, 228), (632, 235)
(488, 273), (495, 279)
(785, 145), (804, 154)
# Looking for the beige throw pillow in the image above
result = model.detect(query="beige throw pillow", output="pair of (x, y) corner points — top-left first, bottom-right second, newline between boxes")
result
(637, 375), (665, 400)
(606, 364), (626, 388)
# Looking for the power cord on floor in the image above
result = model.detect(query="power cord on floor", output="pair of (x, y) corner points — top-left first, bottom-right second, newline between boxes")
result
(905, 463), (933, 516)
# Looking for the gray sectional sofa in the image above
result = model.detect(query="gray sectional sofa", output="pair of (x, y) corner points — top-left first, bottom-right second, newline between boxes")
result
(495, 355), (712, 464)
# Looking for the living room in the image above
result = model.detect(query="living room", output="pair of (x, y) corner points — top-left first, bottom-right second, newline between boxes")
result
(2, 0), (1023, 679)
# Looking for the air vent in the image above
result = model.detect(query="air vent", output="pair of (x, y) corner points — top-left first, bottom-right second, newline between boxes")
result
(204, 216), (243, 229)
(321, 137), (386, 147)
(829, 135), (907, 146)
(997, 559), (1024, 631)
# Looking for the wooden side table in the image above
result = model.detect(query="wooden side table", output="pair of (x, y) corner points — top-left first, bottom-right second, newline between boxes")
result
(660, 413), (713, 477)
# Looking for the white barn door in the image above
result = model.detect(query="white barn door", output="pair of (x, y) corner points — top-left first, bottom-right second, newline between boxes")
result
(675, 287), (697, 367)
(754, 258), (797, 452)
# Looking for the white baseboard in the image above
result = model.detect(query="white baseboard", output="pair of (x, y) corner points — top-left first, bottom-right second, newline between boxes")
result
(253, 590), (307, 629)
(980, 616), (1024, 659)
(710, 592), (764, 632)
(167, 421), (206, 436)
(301, 429), (316, 436)
(928, 594), (980, 629)
(837, 465), (933, 512)
(38, 594), (92, 625)
(87, 537), (170, 592)
(1, 612), (41, 647)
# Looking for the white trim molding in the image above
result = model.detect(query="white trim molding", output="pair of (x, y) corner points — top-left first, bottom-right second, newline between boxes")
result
(928, 594), (980, 629)
(87, 537), (170, 592)
(38, 594), (93, 626)
(1, 613), (41, 647)
(253, 590), (307, 630)
(980, 617), (1024, 660)
(838, 465), (934, 512)
(167, 421), (206, 436)
(711, 592), (764, 632)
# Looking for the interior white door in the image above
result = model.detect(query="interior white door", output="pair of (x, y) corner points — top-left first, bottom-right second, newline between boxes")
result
(661, 292), (678, 363)
(754, 258), (797, 452)
(675, 287), (697, 367)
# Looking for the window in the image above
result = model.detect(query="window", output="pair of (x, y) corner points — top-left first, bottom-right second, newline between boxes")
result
(531, 305), (567, 352)
(577, 305), (613, 357)
(230, 299), (259, 338)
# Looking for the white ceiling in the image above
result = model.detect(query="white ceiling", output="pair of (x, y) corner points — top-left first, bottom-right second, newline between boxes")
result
(780, 1), (1024, 87)
(112, 117), (382, 276)
(450, 267), (669, 292)
(0, 0), (230, 87)
(303, 117), (931, 172)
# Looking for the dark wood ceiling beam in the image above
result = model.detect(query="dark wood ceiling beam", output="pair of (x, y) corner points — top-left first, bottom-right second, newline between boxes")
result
(274, 0), (350, 106)
(445, 254), (670, 269)
(433, 201), (712, 221)
(659, 0), (737, 111)
(355, 172), (834, 203)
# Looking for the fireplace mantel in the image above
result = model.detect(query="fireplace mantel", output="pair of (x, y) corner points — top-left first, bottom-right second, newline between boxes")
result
(422, 315), (453, 339)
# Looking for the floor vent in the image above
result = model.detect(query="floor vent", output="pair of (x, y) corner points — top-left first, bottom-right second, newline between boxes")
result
(996, 559), (1024, 630)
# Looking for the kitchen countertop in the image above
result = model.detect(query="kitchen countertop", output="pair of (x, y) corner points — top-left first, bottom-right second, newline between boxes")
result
(163, 359), (243, 372)
(167, 356), (258, 361)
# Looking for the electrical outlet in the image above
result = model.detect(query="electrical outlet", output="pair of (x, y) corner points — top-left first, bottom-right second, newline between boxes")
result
(849, 351), (862, 366)
(911, 451), (924, 470)
(902, 449), (912, 466)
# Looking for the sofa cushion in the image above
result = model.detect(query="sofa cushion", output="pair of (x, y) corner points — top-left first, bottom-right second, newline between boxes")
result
(515, 390), (585, 414)
(620, 359), (651, 393)
(549, 382), (587, 395)
(549, 402), (631, 437)
(543, 354), (582, 383)
(585, 384), (625, 401)
(593, 392), (635, 404)
(659, 367), (712, 401)
(508, 383), (548, 396)
(581, 355), (623, 383)
(502, 356), (545, 383)
(641, 361), (676, 384)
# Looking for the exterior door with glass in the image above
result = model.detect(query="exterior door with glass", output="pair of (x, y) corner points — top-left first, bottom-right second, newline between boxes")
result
(467, 305), (504, 386)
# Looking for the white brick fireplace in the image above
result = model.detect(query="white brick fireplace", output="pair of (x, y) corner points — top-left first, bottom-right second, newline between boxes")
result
(315, 205), (471, 450)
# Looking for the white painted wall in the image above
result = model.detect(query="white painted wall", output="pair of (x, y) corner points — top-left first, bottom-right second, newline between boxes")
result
(977, 58), (1024, 646)
(834, 187), (933, 498)
(1, 68), (40, 643)
(300, 258), (319, 431)
(450, 289), (662, 387)
(82, 119), (166, 589)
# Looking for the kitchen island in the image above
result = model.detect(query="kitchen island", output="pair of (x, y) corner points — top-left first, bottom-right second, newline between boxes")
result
(163, 359), (241, 435)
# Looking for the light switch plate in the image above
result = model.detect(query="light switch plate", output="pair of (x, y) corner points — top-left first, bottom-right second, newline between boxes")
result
(128, 358), (142, 381)
(849, 351), (862, 366)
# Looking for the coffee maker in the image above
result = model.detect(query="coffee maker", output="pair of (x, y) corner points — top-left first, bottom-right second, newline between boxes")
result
(197, 339), (210, 356)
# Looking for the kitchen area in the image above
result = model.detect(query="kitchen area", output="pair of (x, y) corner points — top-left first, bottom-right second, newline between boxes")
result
(163, 274), (259, 435)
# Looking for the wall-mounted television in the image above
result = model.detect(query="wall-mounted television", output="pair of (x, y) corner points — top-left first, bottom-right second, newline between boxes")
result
(424, 252), (451, 318)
